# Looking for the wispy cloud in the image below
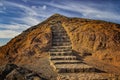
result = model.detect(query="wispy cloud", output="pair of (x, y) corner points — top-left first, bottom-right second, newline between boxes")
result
(0, 1), (44, 38)
(0, 23), (30, 39)
(22, 0), (28, 3)
(0, 30), (20, 38)
(0, 0), (120, 40)
(0, 23), (29, 31)
(46, 1), (120, 21)
(13, 17), (40, 26)
(0, 2), (3, 6)
(3, 1), (38, 16)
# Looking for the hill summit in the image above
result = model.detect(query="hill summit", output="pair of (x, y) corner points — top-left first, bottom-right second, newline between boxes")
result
(0, 14), (120, 80)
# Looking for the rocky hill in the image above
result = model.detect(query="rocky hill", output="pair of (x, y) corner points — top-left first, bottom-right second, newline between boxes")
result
(0, 14), (120, 80)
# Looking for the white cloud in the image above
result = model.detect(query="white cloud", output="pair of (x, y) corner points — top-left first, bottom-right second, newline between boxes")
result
(0, 10), (4, 13)
(0, 30), (20, 38)
(14, 17), (40, 26)
(0, 1), (49, 39)
(46, 1), (120, 21)
(0, 23), (30, 38)
(0, 2), (3, 6)
(2, 1), (42, 26)
(0, 23), (29, 31)
(42, 5), (47, 10)
(0, 0), (120, 39)
(31, 5), (36, 9)
(3, 1), (38, 16)
(22, 0), (28, 2)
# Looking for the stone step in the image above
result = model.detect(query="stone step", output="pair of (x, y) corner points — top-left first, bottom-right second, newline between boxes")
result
(52, 39), (70, 42)
(51, 58), (79, 60)
(54, 61), (83, 65)
(52, 41), (70, 43)
(53, 36), (69, 39)
(52, 60), (82, 64)
(49, 48), (71, 52)
(52, 30), (66, 33)
(49, 47), (72, 51)
(51, 56), (80, 60)
(52, 34), (68, 36)
(52, 31), (66, 33)
(52, 43), (71, 46)
(50, 47), (71, 49)
(52, 27), (64, 30)
(50, 52), (73, 56)
(51, 46), (72, 48)
(52, 36), (70, 42)
(52, 33), (68, 36)
(51, 56), (76, 58)
(50, 50), (72, 54)
(53, 36), (69, 38)
(58, 73), (113, 80)
(51, 26), (64, 28)
(52, 40), (70, 42)
(55, 64), (96, 73)
(52, 32), (68, 35)
(57, 68), (96, 73)
(55, 63), (92, 69)
(52, 38), (70, 41)
(51, 26), (65, 30)
(50, 46), (72, 49)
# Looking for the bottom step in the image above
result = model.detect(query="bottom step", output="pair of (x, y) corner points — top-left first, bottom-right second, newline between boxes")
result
(58, 73), (115, 80)
(57, 68), (105, 73)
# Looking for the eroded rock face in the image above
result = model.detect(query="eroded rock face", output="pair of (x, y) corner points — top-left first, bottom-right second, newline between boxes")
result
(62, 18), (120, 67)
(0, 23), (52, 65)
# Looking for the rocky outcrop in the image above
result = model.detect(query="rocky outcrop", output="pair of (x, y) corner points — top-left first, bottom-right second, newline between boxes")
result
(0, 64), (48, 80)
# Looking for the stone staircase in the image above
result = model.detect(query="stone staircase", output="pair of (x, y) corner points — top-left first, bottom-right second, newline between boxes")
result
(49, 23), (114, 80)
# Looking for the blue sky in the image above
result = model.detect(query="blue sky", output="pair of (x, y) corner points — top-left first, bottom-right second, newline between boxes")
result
(0, 0), (120, 46)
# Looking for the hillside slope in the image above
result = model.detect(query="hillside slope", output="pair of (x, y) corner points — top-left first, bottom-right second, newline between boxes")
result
(0, 14), (120, 79)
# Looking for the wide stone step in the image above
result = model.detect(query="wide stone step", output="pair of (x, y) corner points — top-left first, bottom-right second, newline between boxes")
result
(52, 33), (68, 36)
(50, 52), (73, 56)
(52, 30), (66, 33)
(51, 26), (64, 28)
(52, 28), (65, 30)
(55, 64), (97, 73)
(53, 34), (68, 36)
(51, 46), (72, 49)
(52, 27), (64, 30)
(54, 61), (83, 64)
(52, 60), (82, 64)
(52, 41), (70, 44)
(51, 58), (78, 60)
(52, 41), (71, 44)
(52, 38), (70, 41)
(50, 46), (72, 49)
(50, 51), (72, 54)
(53, 36), (69, 38)
(58, 73), (113, 80)
(56, 63), (92, 69)
(52, 43), (71, 46)
(51, 56), (76, 58)
(51, 26), (65, 30)
(57, 68), (96, 73)
(52, 33), (67, 36)
(51, 56), (80, 60)
(49, 48), (71, 52)
(52, 39), (70, 42)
